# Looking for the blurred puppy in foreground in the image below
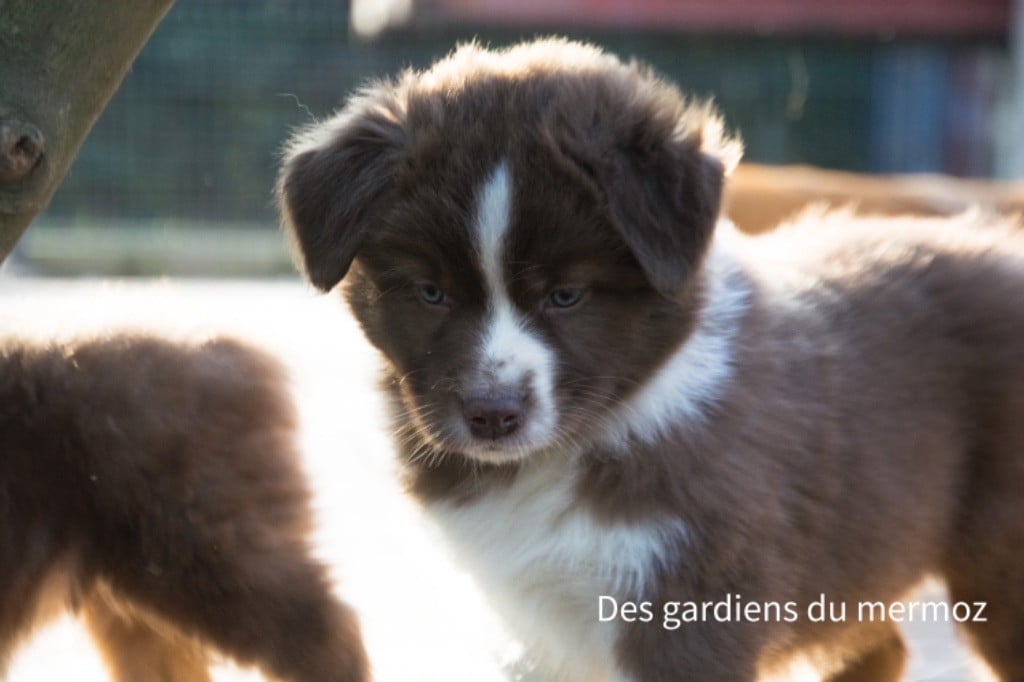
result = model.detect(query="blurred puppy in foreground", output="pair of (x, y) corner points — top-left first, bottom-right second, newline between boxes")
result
(278, 39), (1024, 681)
(0, 334), (368, 682)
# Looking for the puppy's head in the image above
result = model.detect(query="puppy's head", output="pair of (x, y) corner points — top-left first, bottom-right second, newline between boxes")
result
(278, 39), (740, 464)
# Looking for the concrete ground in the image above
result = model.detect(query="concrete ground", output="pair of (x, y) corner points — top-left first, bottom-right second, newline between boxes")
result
(0, 274), (989, 681)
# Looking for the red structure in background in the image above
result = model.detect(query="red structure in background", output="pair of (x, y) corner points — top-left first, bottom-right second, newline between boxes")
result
(416, 0), (1011, 39)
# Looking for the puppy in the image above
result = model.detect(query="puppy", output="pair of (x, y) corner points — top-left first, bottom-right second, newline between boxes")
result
(277, 39), (1024, 681)
(0, 334), (368, 682)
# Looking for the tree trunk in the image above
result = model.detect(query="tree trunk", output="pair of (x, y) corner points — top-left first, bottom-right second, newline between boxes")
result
(0, 0), (176, 262)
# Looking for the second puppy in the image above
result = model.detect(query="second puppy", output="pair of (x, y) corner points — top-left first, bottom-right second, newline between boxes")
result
(0, 334), (368, 682)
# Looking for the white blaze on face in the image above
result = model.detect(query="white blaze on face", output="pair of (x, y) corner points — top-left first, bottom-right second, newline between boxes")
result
(468, 161), (557, 456)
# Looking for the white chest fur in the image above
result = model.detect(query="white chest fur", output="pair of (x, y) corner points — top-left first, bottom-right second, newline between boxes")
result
(428, 459), (689, 682)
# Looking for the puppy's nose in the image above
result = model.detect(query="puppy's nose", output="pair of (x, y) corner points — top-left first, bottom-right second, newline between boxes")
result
(462, 396), (524, 439)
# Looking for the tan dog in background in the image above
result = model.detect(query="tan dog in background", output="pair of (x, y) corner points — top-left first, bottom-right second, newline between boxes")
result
(726, 162), (1024, 234)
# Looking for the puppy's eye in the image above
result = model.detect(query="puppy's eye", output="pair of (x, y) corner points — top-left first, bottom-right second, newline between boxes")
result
(417, 282), (447, 306)
(547, 287), (585, 310)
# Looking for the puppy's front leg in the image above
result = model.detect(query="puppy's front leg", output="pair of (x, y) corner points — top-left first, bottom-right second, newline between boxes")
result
(616, 618), (761, 682)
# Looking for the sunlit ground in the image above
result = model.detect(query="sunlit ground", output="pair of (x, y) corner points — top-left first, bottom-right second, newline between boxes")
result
(0, 273), (990, 681)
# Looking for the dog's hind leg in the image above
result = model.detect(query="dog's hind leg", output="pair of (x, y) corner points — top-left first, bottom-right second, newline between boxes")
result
(942, 395), (1024, 681)
(944, 571), (1024, 681)
(97, 547), (369, 682)
(81, 588), (211, 682)
(944, 553), (1024, 681)
(0, 572), (40, 672)
(824, 626), (906, 682)
(0, 536), (69, 676)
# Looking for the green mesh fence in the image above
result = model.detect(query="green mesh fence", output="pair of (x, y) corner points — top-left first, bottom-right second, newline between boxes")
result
(41, 0), (1006, 229)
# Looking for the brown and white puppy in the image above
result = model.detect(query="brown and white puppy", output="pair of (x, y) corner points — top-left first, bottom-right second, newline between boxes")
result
(277, 39), (1024, 681)
(0, 334), (368, 682)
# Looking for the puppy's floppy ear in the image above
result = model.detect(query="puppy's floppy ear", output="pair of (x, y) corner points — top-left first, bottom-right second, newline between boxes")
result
(602, 128), (732, 297)
(551, 96), (740, 298)
(277, 97), (406, 292)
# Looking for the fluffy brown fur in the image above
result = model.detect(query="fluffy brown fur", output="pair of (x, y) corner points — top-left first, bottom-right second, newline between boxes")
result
(277, 38), (1024, 681)
(0, 334), (368, 682)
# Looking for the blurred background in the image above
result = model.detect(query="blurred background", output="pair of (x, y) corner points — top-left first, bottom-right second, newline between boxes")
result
(8, 0), (1022, 277)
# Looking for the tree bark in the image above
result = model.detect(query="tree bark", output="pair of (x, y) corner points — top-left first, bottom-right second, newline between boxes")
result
(0, 0), (176, 262)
